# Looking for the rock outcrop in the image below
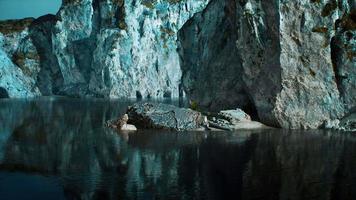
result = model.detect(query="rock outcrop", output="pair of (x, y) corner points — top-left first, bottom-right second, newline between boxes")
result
(208, 109), (270, 130)
(179, 0), (355, 129)
(126, 102), (207, 131)
(0, 18), (41, 97)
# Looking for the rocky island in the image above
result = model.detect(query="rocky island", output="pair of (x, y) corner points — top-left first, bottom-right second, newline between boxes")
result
(0, 0), (355, 130)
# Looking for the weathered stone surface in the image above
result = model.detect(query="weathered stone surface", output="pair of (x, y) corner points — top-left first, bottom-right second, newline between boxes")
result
(126, 102), (206, 131)
(218, 109), (251, 123)
(178, 0), (252, 111)
(29, 14), (62, 95)
(338, 109), (356, 132)
(179, 0), (354, 129)
(208, 108), (269, 130)
(0, 18), (41, 97)
(88, 0), (210, 98)
(332, 9), (356, 110)
(0, 48), (40, 97)
(0, 0), (210, 98)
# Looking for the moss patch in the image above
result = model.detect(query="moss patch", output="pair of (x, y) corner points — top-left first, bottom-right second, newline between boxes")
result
(310, 0), (321, 3)
(338, 9), (356, 31)
(142, 0), (157, 9)
(117, 0), (127, 30)
(0, 18), (34, 35)
(321, 1), (337, 17)
(312, 26), (329, 33)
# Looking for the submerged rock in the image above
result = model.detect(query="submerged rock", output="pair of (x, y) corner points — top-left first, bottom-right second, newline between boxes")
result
(126, 102), (207, 131)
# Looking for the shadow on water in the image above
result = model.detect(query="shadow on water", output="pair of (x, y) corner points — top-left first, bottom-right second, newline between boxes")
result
(0, 98), (355, 200)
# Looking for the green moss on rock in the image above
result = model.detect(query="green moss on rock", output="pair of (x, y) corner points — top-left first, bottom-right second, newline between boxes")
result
(321, 1), (337, 17)
(0, 18), (34, 35)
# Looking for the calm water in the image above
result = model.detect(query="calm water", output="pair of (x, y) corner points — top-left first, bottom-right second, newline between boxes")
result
(0, 98), (355, 200)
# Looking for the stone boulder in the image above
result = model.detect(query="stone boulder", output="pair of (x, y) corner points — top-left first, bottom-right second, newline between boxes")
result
(126, 102), (207, 131)
(208, 109), (270, 131)
(338, 110), (356, 132)
(218, 109), (251, 123)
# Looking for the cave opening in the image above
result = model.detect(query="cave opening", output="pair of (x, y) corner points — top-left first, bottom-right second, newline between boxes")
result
(0, 87), (9, 98)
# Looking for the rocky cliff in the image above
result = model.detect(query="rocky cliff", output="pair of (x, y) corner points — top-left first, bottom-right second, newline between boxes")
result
(0, 0), (355, 129)
(0, 0), (209, 98)
(179, 0), (355, 129)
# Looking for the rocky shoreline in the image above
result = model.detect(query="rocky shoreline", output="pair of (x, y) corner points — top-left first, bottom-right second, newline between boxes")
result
(108, 102), (355, 132)
(108, 102), (273, 131)
(0, 0), (355, 129)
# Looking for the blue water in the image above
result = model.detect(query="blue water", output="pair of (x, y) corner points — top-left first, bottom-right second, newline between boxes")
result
(0, 98), (355, 200)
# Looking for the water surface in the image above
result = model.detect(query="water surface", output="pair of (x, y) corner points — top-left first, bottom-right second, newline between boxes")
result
(0, 98), (355, 200)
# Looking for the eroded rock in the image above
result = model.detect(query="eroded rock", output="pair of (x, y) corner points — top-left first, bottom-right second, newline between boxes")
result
(338, 110), (356, 132)
(0, 19), (41, 97)
(0, 48), (40, 97)
(208, 109), (270, 130)
(126, 102), (207, 131)
(179, 0), (354, 129)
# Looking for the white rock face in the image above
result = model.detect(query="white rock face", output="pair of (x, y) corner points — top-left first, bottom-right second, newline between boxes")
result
(40, 0), (210, 98)
(52, 0), (94, 88)
(179, 0), (355, 129)
(237, 0), (346, 129)
(0, 48), (40, 97)
(88, 0), (210, 98)
(0, 18), (41, 97)
(0, 0), (210, 98)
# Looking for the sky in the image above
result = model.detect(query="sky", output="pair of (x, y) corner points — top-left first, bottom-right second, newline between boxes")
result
(0, 0), (61, 20)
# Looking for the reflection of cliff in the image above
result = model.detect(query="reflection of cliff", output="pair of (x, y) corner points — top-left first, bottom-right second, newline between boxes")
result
(242, 130), (356, 200)
(0, 98), (130, 199)
(0, 100), (355, 200)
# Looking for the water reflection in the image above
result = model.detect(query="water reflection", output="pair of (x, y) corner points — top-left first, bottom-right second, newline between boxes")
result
(0, 98), (355, 200)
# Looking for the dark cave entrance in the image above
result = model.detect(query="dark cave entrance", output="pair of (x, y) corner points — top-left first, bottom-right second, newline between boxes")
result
(0, 87), (9, 98)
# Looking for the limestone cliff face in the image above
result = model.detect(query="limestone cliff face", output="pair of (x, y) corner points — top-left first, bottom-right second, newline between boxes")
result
(0, 18), (41, 97)
(0, 0), (209, 98)
(179, 0), (355, 129)
(0, 0), (354, 129)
